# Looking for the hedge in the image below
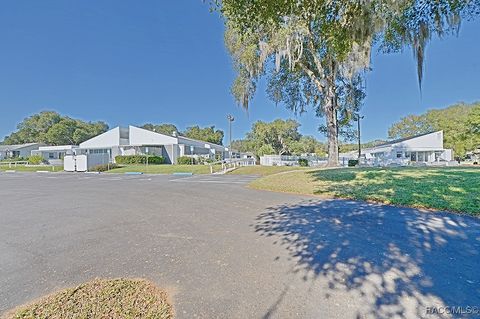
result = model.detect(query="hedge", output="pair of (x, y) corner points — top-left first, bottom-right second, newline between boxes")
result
(177, 156), (196, 165)
(348, 159), (359, 167)
(115, 155), (164, 165)
(298, 158), (309, 167)
(90, 163), (119, 172)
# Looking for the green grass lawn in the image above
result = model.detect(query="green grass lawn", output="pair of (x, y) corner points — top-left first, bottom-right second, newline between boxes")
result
(228, 165), (309, 176)
(6, 278), (172, 319)
(107, 164), (219, 174)
(250, 166), (480, 215)
(0, 165), (60, 172)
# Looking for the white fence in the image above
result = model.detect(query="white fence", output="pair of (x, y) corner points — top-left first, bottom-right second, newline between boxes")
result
(208, 158), (256, 174)
(260, 155), (327, 167)
(0, 161), (29, 167)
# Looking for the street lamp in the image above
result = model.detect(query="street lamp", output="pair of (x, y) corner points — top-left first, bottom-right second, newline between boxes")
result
(227, 114), (234, 161)
(357, 114), (365, 161)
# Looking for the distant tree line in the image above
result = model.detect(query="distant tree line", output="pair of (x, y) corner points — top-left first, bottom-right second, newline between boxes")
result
(388, 102), (480, 157)
(6, 103), (478, 158)
(1, 112), (226, 146)
(230, 119), (327, 158)
(141, 123), (224, 145)
(2, 111), (108, 145)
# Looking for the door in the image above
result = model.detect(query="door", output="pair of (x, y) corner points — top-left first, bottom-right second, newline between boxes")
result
(63, 155), (75, 172)
(75, 155), (88, 172)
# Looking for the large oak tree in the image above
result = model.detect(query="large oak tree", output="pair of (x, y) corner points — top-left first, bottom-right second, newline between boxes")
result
(215, 0), (479, 166)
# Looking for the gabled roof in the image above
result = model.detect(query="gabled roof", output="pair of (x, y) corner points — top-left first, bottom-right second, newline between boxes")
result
(176, 134), (226, 150)
(79, 125), (227, 150)
(0, 143), (42, 151)
(372, 131), (440, 148)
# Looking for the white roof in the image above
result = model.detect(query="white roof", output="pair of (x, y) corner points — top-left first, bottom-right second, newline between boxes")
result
(363, 131), (445, 153)
(0, 143), (42, 151)
(79, 125), (227, 151)
(38, 145), (78, 151)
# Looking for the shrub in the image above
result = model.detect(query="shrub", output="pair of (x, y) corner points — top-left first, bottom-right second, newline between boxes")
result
(298, 158), (309, 167)
(348, 159), (359, 167)
(90, 163), (119, 172)
(115, 155), (164, 165)
(177, 156), (196, 165)
(201, 158), (215, 164)
(146, 156), (164, 164)
(28, 154), (45, 165)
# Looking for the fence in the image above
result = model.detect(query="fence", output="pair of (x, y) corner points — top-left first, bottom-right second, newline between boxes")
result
(0, 161), (29, 168)
(208, 158), (256, 174)
(260, 155), (327, 167)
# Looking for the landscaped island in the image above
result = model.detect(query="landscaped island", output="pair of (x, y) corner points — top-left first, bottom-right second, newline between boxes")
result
(249, 167), (480, 215)
(5, 278), (172, 319)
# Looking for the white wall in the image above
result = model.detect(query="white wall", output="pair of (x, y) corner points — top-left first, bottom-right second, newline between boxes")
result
(80, 127), (121, 148)
(128, 126), (178, 146)
(38, 145), (77, 152)
(177, 136), (227, 153)
(442, 149), (453, 161)
(393, 131), (444, 150)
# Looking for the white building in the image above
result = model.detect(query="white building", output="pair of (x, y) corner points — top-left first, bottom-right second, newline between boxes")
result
(0, 143), (44, 160)
(78, 125), (229, 164)
(31, 145), (78, 165)
(340, 131), (454, 166)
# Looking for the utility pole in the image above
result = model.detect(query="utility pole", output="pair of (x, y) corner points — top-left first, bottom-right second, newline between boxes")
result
(145, 147), (149, 173)
(357, 114), (364, 161)
(227, 114), (234, 161)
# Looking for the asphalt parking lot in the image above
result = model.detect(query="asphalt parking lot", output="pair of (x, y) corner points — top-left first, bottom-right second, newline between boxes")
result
(1, 172), (479, 318)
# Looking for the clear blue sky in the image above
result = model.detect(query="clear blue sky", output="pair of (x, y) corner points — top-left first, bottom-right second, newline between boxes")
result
(0, 1), (479, 143)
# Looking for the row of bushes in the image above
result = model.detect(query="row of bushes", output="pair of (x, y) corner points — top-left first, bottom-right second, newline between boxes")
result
(90, 163), (120, 172)
(177, 156), (225, 165)
(115, 155), (164, 165)
(177, 156), (197, 165)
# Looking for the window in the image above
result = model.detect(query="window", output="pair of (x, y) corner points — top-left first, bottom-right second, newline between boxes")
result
(418, 152), (425, 162)
(49, 153), (55, 159)
(411, 152), (417, 161)
(396, 151), (403, 158)
(89, 149), (108, 154)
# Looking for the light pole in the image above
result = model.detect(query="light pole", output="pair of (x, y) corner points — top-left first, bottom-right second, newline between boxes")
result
(227, 114), (234, 161)
(145, 146), (149, 173)
(357, 114), (364, 161)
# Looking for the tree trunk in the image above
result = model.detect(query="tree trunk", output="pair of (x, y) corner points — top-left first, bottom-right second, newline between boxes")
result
(324, 68), (339, 167)
(300, 60), (339, 166)
(324, 85), (339, 166)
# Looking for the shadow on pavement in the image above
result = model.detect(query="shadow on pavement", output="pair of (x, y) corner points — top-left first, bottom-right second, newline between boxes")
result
(255, 199), (480, 318)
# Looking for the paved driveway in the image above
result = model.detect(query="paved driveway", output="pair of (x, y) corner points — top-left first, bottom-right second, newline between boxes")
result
(1, 172), (479, 318)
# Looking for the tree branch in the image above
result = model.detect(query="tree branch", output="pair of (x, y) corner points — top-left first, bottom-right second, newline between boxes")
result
(298, 62), (325, 91)
(306, 27), (326, 79)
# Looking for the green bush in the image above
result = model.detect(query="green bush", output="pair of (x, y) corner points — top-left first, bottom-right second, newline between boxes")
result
(348, 159), (359, 167)
(298, 158), (309, 167)
(28, 154), (45, 165)
(115, 155), (164, 165)
(177, 156), (196, 165)
(1, 156), (27, 162)
(90, 163), (119, 172)
(146, 156), (164, 164)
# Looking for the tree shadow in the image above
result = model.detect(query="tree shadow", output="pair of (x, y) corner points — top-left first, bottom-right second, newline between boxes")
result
(306, 167), (480, 214)
(255, 199), (480, 318)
